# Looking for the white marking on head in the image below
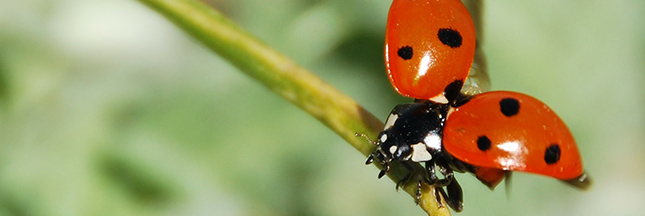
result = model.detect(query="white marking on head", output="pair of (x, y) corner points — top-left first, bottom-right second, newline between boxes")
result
(384, 113), (399, 130)
(423, 134), (442, 152)
(389, 145), (398, 154)
(379, 134), (388, 143)
(429, 94), (449, 104)
(410, 143), (432, 162)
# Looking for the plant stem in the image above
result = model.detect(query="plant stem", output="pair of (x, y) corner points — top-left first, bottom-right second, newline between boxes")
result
(137, 0), (451, 215)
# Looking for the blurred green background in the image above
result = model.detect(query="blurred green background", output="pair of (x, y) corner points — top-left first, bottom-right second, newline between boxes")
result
(0, 0), (643, 215)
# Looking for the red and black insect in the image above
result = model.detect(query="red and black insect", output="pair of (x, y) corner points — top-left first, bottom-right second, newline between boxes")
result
(359, 0), (590, 212)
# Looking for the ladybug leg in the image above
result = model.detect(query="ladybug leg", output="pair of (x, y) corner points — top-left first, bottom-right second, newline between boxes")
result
(415, 179), (423, 204)
(423, 160), (452, 187)
(433, 179), (464, 212)
(435, 162), (455, 187)
(424, 160), (439, 184)
(395, 162), (415, 190)
(417, 160), (442, 205)
(421, 160), (463, 211)
(435, 162), (463, 211)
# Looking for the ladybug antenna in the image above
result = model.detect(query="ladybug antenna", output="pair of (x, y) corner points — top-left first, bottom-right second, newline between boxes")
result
(354, 132), (377, 145)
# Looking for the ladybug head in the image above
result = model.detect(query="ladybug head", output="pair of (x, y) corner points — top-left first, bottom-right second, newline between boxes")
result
(376, 130), (412, 161)
(362, 130), (413, 179)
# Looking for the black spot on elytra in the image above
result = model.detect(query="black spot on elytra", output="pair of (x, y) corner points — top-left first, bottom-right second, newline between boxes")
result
(499, 98), (520, 117)
(398, 46), (413, 60)
(438, 28), (462, 48)
(477, 136), (491, 151)
(544, 144), (561, 164)
(444, 80), (464, 103)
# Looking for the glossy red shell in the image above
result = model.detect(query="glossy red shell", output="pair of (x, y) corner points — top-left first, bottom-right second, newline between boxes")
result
(385, 0), (476, 102)
(443, 91), (584, 180)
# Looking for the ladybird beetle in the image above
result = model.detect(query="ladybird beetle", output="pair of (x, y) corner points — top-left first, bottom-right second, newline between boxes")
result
(385, 0), (476, 104)
(361, 0), (590, 212)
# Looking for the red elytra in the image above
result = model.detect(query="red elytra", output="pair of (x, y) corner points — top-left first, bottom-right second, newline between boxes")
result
(443, 91), (584, 181)
(385, 0), (476, 103)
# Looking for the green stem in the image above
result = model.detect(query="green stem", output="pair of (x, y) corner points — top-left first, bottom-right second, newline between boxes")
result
(137, 0), (450, 215)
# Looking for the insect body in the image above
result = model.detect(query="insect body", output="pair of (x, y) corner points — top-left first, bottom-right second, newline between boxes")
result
(362, 0), (590, 212)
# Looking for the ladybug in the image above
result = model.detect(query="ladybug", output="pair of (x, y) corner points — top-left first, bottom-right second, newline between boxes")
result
(361, 0), (590, 212)
(385, 0), (476, 104)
